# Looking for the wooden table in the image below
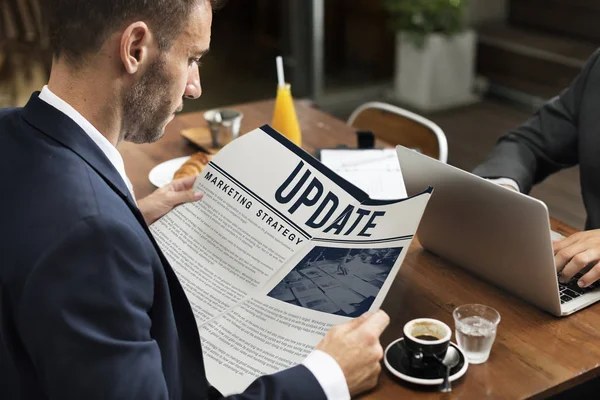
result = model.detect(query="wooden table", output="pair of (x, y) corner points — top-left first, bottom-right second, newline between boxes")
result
(120, 100), (600, 399)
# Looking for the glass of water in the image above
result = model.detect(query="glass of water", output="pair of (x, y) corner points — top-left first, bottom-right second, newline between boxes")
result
(453, 304), (501, 364)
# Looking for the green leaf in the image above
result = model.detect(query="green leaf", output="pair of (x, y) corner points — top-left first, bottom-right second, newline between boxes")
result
(382, 0), (468, 46)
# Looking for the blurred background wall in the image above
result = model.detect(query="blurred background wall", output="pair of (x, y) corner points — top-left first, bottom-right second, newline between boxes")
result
(1, 0), (598, 229)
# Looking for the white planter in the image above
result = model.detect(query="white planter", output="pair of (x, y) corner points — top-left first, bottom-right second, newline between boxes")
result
(392, 30), (479, 112)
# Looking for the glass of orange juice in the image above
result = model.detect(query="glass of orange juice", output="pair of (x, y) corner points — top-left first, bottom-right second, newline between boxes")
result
(272, 83), (302, 147)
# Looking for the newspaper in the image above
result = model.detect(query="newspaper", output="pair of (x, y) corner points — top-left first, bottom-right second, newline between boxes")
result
(150, 125), (432, 395)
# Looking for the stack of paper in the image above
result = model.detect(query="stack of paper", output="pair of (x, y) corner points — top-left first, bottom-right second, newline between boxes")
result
(320, 149), (407, 200)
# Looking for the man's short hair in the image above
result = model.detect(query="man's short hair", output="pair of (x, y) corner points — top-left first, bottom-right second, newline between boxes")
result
(45, 0), (222, 65)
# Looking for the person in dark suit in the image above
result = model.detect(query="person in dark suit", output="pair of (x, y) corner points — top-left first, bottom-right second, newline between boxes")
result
(473, 49), (600, 290)
(0, 0), (390, 399)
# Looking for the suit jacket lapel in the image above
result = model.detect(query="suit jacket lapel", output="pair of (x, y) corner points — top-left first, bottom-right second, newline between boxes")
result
(22, 92), (209, 395)
(22, 93), (135, 206)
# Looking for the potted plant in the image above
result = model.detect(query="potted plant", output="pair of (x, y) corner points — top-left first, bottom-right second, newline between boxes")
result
(383, 0), (478, 111)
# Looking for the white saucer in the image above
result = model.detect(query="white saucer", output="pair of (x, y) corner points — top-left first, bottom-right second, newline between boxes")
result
(148, 156), (191, 188)
(384, 338), (469, 386)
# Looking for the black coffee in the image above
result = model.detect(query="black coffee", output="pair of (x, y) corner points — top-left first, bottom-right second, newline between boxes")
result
(415, 334), (440, 341)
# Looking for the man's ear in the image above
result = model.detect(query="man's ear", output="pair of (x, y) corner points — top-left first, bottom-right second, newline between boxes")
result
(120, 22), (152, 74)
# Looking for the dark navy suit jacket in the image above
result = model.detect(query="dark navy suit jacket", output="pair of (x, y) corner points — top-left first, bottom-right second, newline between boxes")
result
(0, 94), (326, 399)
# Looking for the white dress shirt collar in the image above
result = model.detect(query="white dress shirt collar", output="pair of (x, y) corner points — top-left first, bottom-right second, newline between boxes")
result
(38, 86), (135, 199)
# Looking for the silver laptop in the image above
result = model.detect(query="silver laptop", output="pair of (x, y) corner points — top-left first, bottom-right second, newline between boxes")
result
(396, 145), (600, 316)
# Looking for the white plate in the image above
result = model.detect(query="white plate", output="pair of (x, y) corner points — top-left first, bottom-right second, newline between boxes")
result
(148, 156), (191, 188)
(384, 338), (469, 386)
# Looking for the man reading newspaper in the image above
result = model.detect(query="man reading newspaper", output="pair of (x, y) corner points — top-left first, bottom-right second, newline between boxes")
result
(0, 0), (414, 399)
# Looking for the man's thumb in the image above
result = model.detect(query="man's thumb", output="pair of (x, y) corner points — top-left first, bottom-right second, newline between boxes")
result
(171, 190), (203, 206)
(343, 312), (373, 331)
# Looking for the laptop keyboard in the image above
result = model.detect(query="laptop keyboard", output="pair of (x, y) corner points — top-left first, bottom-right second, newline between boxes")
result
(559, 272), (600, 304)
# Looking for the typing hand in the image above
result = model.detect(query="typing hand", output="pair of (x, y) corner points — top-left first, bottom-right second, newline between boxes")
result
(138, 176), (204, 225)
(500, 184), (518, 191)
(554, 229), (600, 288)
(316, 310), (389, 397)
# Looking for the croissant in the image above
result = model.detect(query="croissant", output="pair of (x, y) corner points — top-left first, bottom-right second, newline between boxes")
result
(173, 152), (212, 180)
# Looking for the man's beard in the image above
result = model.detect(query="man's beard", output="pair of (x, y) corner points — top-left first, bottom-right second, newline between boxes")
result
(122, 57), (181, 144)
